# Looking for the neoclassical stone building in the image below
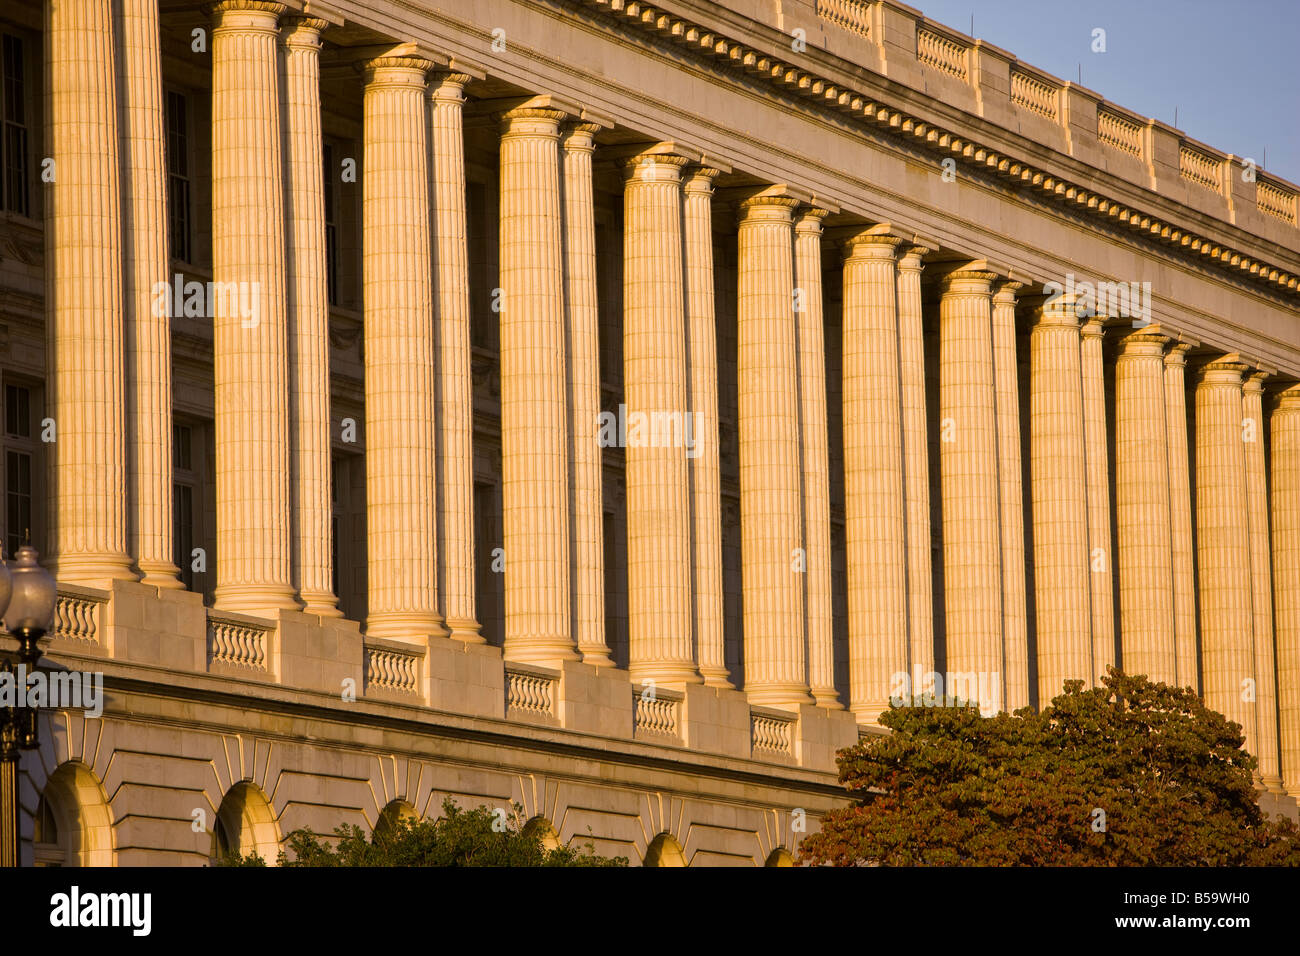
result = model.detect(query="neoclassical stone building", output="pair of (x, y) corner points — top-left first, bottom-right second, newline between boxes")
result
(1, 0), (1297, 865)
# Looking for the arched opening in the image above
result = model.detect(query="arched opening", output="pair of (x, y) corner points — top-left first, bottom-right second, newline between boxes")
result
(643, 832), (687, 867)
(373, 799), (418, 842)
(34, 761), (115, 867)
(523, 815), (560, 852)
(764, 847), (796, 867)
(212, 782), (280, 865)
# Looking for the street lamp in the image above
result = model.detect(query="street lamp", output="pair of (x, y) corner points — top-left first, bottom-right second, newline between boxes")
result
(0, 546), (58, 868)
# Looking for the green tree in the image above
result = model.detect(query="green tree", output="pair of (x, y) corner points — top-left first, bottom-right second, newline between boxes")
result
(217, 798), (628, 867)
(800, 668), (1300, 866)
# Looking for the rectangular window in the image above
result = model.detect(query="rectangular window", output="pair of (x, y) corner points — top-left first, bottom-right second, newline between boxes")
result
(3, 382), (34, 555)
(324, 142), (339, 307)
(166, 91), (192, 264)
(5, 449), (30, 556)
(173, 423), (196, 590)
(1, 34), (30, 217)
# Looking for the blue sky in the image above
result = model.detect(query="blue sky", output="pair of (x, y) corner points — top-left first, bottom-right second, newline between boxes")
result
(912, 0), (1300, 184)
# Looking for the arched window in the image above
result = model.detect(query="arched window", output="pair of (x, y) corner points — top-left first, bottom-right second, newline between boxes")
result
(33, 762), (114, 866)
(373, 800), (417, 842)
(211, 782), (280, 865)
(643, 832), (687, 867)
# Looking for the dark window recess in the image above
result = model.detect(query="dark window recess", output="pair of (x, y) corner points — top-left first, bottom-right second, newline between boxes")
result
(166, 91), (191, 263)
(324, 143), (339, 307)
(172, 423), (196, 589)
(1, 34), (29, 217)
(5, 383), (29, 438)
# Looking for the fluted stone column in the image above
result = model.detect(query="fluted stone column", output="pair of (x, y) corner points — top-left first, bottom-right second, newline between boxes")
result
(684, 167), (731, 689)
(1244, 373), (1282, 790)
(623, 151), (698, 686)
(1080, 319), (1115, 682)
(498, 106), (575, 664)
(431, 73), (482, 642)
(1272, 385), (1300, 796)
(361, 55), (444, 641)
(992, 281), (1028, 710)
(795, 208), (837, 708)
(211, 1), (296, 616)
(842, 233), (907, 721)
(283, 16), (339, 616)
(1164, 344), (1199, 691)
(45, 0), (134, 586)
(121, 0), (181, 588)
(1195, 358), (1257, 750)
(897, 246), (935, 685)
(737, 195), (810, 706)
(561, 122), (609, 664)
(938, 267), (1003, 699)
(1030, 295), (1092, 702)
(1115, 329), (1175, 682)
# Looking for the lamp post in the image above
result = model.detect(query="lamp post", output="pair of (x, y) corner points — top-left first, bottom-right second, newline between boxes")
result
(0, 546), (59, 867)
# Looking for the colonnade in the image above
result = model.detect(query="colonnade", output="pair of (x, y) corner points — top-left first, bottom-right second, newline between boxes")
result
(39, 0), (1300, 795)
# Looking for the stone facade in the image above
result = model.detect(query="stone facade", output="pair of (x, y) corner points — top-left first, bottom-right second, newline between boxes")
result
(1, 0), (1298, 865)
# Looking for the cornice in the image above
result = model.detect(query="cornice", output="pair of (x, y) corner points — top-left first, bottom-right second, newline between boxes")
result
(574, 0), (1300, 303)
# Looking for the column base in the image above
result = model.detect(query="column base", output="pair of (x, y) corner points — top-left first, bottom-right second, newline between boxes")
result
(811, 688), (843, 709)
(50, 552), (138, 589)
(445, 617), (486, 644)
(629, 662), (704, 687)
(850, 703), (888, 725)
(744, 683), (814, 708)
(577, 644), (615, 668)
(299, 589), (344, 619)
(502, 636), (581, 667)
(699, 665), (735, 690)
(366, 610), (449, 642)
(1260, 775), (1287, 796)
(213, 583), (301, 621)
(136, 559), (184, 590)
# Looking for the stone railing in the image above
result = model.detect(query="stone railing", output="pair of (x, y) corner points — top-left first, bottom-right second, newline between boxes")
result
(505, 663), (559, 722)
(364, 643), (421, 696)
(52, 588), (106, 646)
(1010, 69), (1059, 121)
(633, 685), (683, 739)
(207, 615), (271, 672)
(1179, 145), (1222, 194)
(916, 27), (968, 81)
(751, 708), (796, 759)
(1097, 108), (1143, 157)
(816, 0), (871, 39)
(1258, 178), (1298, 225)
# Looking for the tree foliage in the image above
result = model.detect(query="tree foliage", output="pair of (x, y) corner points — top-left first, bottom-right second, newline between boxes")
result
(800, 668), (1300, 866)
(219, 798), (628, 867)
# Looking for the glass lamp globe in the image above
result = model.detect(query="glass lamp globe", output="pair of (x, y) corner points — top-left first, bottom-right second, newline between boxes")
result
(0, 547), (11, 622)
(4, 545), (56, 638)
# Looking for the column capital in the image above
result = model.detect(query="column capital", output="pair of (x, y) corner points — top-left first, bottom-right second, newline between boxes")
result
(683, 165), (725, 194)
(1244, 370), (1271, 394)
(1080, 317), (1109, 340)
(899, 244), (931, 273)
(937, 264), (999, 296)
(1164, 342), (1194, 367)
(737, 193), (799, 223)
(429, 71), (474, 102)
(1274, 382), (1300, 409)
(281, 16), (329, 48)
(206, 0), (286, 29)
(361, 54), (436, 87)
(1117, 325), (1171, 355)
(841, 230), (903, 260)
(1198, 354), (1251, 385)
(622, 151), (690, 183)
(560, 120), (603, 153)
(795, 205), (832, 233)
(992, 279), (1023, 303)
